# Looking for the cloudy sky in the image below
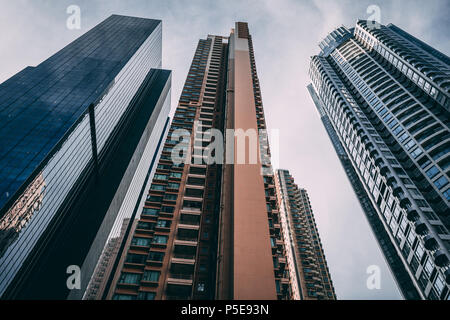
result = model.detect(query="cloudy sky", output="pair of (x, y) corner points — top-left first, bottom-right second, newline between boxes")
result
(1, 0), (449, 299)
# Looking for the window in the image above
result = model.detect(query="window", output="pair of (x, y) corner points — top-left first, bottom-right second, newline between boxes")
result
(137, 221), (154, 230)
(393, 125), (403, 135)
(131, 237), (151, 247)
(426, 166), (439, 179)
(430, 143), (450, 161)
(378, 108), (388, 117)
(434, 274), (445, 295)
(154, 174), (168, 181)
(185, 188), (204, 198)
(407, 68), (413, 77)
(418, 156), (431, 169)
(170, 172), (182, 179)
(150, 184), (166, 191)
(410, 147), (423, 158)
(415, 199), (429, 208)
(275, 280), (281, 294)
(113, 294), (136, 300)
(137, 292), (156, 300)
(418, 77), (425, 87)
(423, 211), (438, 220)
(383, 113), (393, 123)
(119, 272), (141, 284)
(151, 235), (167, 245)
(187, 177), (205, 186)
(398, 132), (409, 143)
(270, 238), (276, 247)
(407, 188), (422, 197)
(157, 219), (171, 228)
(142, 270), (160, 282)
(434, 225), (449, 235)
(148, 251), (164, 262)
(388, 119), (398, 129)
(405, 140), (416, 150)
(168, 182), (180, 189)
(430, 87), (437, 98)
(407, 230), (415, 246)
(434, 176), (449, 190)
(164, 194), (177, 201)
(147, 195), (162, 202)
(183, 200), (202, 210)
(443, 188), (450, 201)
(190, 167), (206, 175)
(414, 242), (425, 260)
(161, 206), (174, 213)
(142, 208), (159, 216)
(126, 253), (146, 264)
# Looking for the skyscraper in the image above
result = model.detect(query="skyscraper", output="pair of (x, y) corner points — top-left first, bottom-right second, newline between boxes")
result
(0, 14), (171, 299)
(275, 169), (336, 300)
(308, 20), (450, 299)
(106, 22), (294, 300)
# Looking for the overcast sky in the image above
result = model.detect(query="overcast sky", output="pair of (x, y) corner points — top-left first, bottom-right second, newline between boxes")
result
(1, 0), (449, 299)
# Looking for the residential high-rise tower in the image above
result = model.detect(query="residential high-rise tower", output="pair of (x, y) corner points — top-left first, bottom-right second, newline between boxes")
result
(275, 169), (336, 300)
(308, 20), (450, 299)
(106, 22), (294, 300)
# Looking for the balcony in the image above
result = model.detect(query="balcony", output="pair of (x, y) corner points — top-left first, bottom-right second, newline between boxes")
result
(314, 282), (324, 289)
(177, 224), (199, 241)
(414, 220), (429, 236)
(174, 238), (198, 247)
(312, 276), (322, 282)
(433, 250), (450, 267)
(182, 200), (203, 213)
(186, 177), (206, 187)
(406, 208), (419, 222)
(178, 223), (200, 230)
(423, 235), (439, 251)
(179, 214), (201, 226)
(172, 257), (196, 265)
(183, 195), (204, 202)
(170, 257), (196, 275)
(316, 291), (325, 297)
(188, 164), (207, 171)
(305, 268), (320, 276)
(167, 273), (193, 285)
(180, 208), (201, 215)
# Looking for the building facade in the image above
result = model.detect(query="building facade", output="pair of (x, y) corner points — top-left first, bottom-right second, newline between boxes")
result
(107, 22), (294, 300)
(0, 15), (171, 299)
(308, 21), (450, 299)
(275, 169), (336, 300)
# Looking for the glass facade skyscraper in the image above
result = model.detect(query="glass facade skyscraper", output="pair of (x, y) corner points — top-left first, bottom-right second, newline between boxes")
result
(308, 20), (450, 299)
(0, 15), (171, 299)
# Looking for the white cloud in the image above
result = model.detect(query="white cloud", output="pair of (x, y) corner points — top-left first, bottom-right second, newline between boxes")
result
(0, 0), (448, 299)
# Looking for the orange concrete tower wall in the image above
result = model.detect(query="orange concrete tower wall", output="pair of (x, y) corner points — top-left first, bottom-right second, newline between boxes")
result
(229, 22), (277, 300)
